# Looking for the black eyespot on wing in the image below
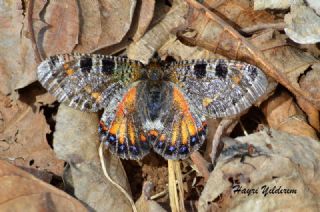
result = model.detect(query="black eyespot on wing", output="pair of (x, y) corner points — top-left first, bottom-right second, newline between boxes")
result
(247, 65), (258, 80)
(165, 145), (176, 155)
(215, 61), (228, 78)
(118, 143), (128, 154)
(194, 63), (207, 79)
(102, 58), (115, 74)
(50, 55), (60, 66)
(190, 135), (199, 147)
(80, 57), (93, 72)
(129, 145), (140, 156)
(178, 145), (189, 155)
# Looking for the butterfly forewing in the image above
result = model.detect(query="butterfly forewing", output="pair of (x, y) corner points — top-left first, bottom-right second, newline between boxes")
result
(167, 59), (268, 118)
(37, 53), (143, 112)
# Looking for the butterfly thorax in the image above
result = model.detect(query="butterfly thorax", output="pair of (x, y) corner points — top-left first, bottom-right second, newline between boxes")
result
(144, 61), (165, 81)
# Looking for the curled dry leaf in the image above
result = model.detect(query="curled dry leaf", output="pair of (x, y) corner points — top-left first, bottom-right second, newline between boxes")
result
(32, 0), (79, 57)
(127, 0), (189, 63)
(198, 129), (320, 211)
(53, 105), (133, 211)
(0, 0), (37, 94)
(284, 5), (320, 44)
(0, 93), (64, 181)
(261, 90), (318, 139)
(0, 160), (87, 212)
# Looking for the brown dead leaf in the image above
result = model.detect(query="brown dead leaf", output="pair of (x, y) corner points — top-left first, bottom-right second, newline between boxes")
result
(54, 105), (133, 211)
(94, 0), (137, 51)
(199, 130), (320, 211)
(0, 160), (87, 212)
(0, 1), (37, 94)
(74, 0), (102, 52)
(261, 90), (318, 140)
(132, 0), (156, 42)
(184, 0), (320, 110)
(32, 0), (79, 57)
(75, 0), (137, 52)
(0, 93), (64, 180)
(127, 0), (189, 63)
(211, 0), (276, 29)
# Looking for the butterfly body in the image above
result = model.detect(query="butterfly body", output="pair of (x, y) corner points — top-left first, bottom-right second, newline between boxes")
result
(37, 53), (268, 160)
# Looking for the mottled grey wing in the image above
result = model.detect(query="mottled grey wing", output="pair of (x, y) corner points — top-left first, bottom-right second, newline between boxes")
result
(167, 59), (268, 118)
(37, 53), (143, 112)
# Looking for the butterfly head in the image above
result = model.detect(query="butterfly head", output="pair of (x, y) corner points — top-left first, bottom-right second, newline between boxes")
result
(145, 61), (165, 81)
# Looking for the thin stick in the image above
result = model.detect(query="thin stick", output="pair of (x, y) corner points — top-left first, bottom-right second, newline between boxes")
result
(175, 161), (186, 211)
(98, 143), (137, 212)
(241, 22), (286, 34)
(168, 160), (179, 212)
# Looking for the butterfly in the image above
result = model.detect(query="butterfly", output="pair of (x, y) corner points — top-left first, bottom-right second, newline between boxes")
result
(37, 53), (268, 160)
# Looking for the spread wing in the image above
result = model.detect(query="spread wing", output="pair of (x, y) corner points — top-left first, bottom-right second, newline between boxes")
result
(166, 59), (268, 118)
(37, 53), (143, 112)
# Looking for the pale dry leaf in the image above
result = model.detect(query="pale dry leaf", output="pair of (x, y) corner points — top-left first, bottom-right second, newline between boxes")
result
(37, 0), (79, 57)
(54, 105), (133, 212)
(0, 93), (64, 180)
(0, 0), (37, 94)
(158, 35), (221, 60)
(306, 0), (320, 15)
(284, 5), (320, 44)
(199, 129), (320, 211)
(132, 0), (156, 42)
(254, 0), (303, 10)
(127, 0), (189, 64)
(261, 90), (318, 139)
(0, 160), (87, 212)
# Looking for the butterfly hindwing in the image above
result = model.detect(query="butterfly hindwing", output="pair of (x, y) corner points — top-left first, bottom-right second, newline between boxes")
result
(99, 82), (151, 160)
(139, 82), (207, 160)
(37, 53), (143, 112)
(167, 59), (268, 118)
